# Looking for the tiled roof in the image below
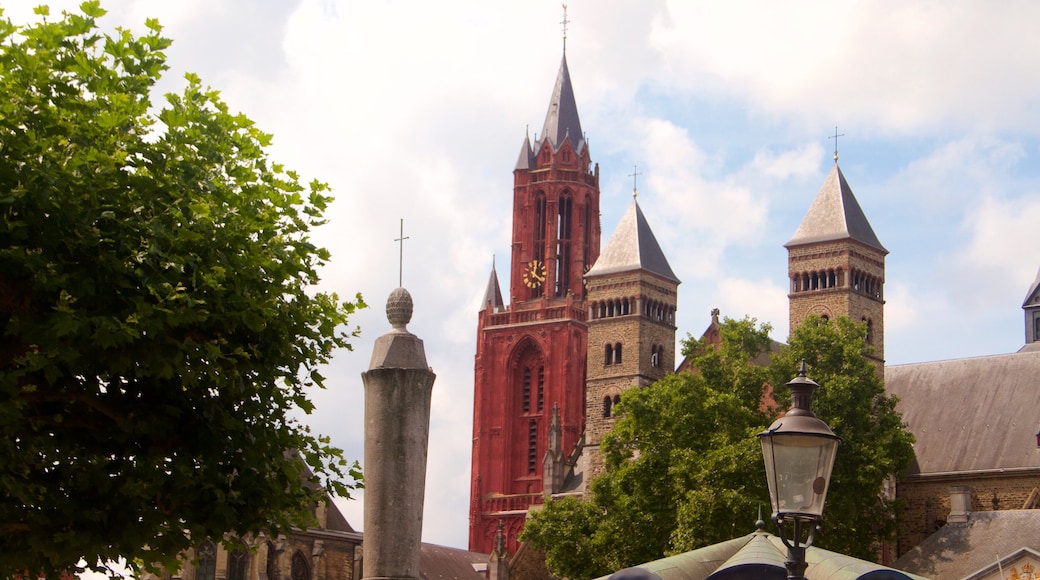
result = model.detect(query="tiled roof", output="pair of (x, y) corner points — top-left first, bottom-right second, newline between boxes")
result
(885, 351), (1040, 475)
(585, 199), (679, 283)
(786, 164), (886, 253)
(894, 511), (1040, 579)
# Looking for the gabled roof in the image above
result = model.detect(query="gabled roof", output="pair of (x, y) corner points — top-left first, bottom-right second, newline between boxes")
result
(586, 199), (679, 283)
(1024, 265), (1040, 308)
(480, 265), (504, 312)
(539, 54), (584, 153)
(894, 511), (1040, 580)
(785, 164), (887, 253)
(885, 351), (1040, 475)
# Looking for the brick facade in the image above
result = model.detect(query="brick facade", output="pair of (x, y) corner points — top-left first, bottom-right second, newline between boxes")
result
(583, 271), (677, 480)
(787, 239), (886, 363)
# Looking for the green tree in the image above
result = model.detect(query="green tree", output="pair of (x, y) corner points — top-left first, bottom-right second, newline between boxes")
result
(769, 315), (915, 559)
(522, 315), (913, 577)
(0, 4), (363, 577)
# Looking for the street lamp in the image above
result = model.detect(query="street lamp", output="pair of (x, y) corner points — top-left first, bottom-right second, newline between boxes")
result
(758, 362), (841, 580)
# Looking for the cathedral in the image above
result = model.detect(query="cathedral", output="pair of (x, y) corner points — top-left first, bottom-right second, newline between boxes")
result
(469, 40), (1040, 579)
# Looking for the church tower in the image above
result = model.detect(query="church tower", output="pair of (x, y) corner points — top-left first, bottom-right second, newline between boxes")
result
(786, 161), (887, 362)
(583, 197), (679, 481)
(469, 50), (601, 556)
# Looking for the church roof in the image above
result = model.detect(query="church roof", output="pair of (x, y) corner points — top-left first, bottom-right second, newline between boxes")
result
(586, 199), (679, 283)
(479, 265), (504, 312)
(538, 54), (584, 153)
(893, 511), (1040, 579)
(885, 350), (1040, 476)
(785, 164), (887, 253)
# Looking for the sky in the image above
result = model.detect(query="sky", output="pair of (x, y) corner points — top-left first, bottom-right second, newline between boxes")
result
(10, 0), (1040, 554)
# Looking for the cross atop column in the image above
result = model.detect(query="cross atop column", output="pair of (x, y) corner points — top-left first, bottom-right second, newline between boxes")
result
(828, 126), (845, 163)
(394, 218), (409, 287)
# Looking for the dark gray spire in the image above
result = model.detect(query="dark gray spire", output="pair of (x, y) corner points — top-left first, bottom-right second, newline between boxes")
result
(480, 264), (504, 312)
(1024, 265), (1040, 309)
(515, 132), (535, 171)
(539, 54), (584, 153)
(785, 163), (887, 253)
(586, 199), (679, 283)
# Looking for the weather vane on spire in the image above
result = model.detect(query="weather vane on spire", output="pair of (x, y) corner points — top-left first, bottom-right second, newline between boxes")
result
(829, 126), (845, 163)
(629, 165), (642, 198)
(394, 218), (409, 287)
(561, 4), (570, 52)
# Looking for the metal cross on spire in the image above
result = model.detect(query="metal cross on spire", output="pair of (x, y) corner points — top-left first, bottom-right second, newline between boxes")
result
(394, 218), (409, 287)
(561, 4), (570, 52)
(829, 126), (845, 163)
(629, 165), (643, 198)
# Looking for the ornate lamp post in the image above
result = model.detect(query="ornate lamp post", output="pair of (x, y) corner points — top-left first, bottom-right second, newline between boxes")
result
(758, 362), (841, 580)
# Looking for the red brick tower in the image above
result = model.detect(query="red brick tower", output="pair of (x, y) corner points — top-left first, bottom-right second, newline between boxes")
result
(469, 51), (600, 555)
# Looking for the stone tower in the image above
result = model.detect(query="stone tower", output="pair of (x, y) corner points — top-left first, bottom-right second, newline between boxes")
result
(469, 49), (601, 556)
(1022, 266), (1040, 351)
(582, 198), (679, 480)
(786, 162), (887, 363)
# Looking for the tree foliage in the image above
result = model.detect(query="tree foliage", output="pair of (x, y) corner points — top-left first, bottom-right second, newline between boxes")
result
(522, 315), (913, 578)
(0, 4), (363, 576)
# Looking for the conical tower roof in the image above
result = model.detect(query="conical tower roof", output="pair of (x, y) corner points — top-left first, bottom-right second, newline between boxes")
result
(539, 54), (584, 153)
(479, 265), (504, 312)
(586, 199), (678, 283)
(514, 132), (535, 170)
(785, 163), (887, 253)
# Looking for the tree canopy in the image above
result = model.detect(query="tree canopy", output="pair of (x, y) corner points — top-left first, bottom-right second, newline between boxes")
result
(521, 315), (914, 579)
(0, 3), (363, 577)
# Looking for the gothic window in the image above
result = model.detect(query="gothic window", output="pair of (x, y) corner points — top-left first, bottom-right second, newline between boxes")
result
(604, 344), (613, 366)
(1034, 316), (1040, 341)
(537, 367), (545, 412)
(196, 541), (217, 580)
(613, 394), (621, 409)
(528, 420), (538, 474)
(522, 367), (531, 413)
(864, 317), (874, 344)
(651, 345), (660, 368)
(266, 542), (278, 580)
(228, 548), (249, 580)
(556, 195), (573, 296)
(290, 551), (310, 580)
(602, 395), (612, 418)
(582, 200), (591, 280)
(614, 343), (622, 365)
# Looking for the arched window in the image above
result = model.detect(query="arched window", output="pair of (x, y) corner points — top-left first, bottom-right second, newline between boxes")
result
(196, 541), (217, 580)
(266, 542), (278, 580)
(603, 395), (612, 418)
(613, 394), (621, 408)
(228, 547), (249, 580)
(291, 551), (310, 580)
(865, 318), (874, 344)
(651, 345), (659, 368)
(604, 344), (613, 366)
(614, 342), (622, 365)
(556, 195), (573, 296)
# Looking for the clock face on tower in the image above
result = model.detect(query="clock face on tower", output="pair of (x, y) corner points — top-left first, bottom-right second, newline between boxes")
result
(523, 259), (546, 288)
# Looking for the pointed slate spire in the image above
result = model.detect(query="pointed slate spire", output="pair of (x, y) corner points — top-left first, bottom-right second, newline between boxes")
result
(480, 263), (504, 312)
(539, 54), (584, 153)
(785, 163), (887, 253)
(514, 131), (535, 170)
(586, 199), (679, 283)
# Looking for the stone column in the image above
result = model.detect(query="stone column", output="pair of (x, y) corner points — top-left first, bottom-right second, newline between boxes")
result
(361, 288), (436, 580)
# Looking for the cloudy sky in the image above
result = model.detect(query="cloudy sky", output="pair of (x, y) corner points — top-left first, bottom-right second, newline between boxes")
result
(11, 0), (1040, 553)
